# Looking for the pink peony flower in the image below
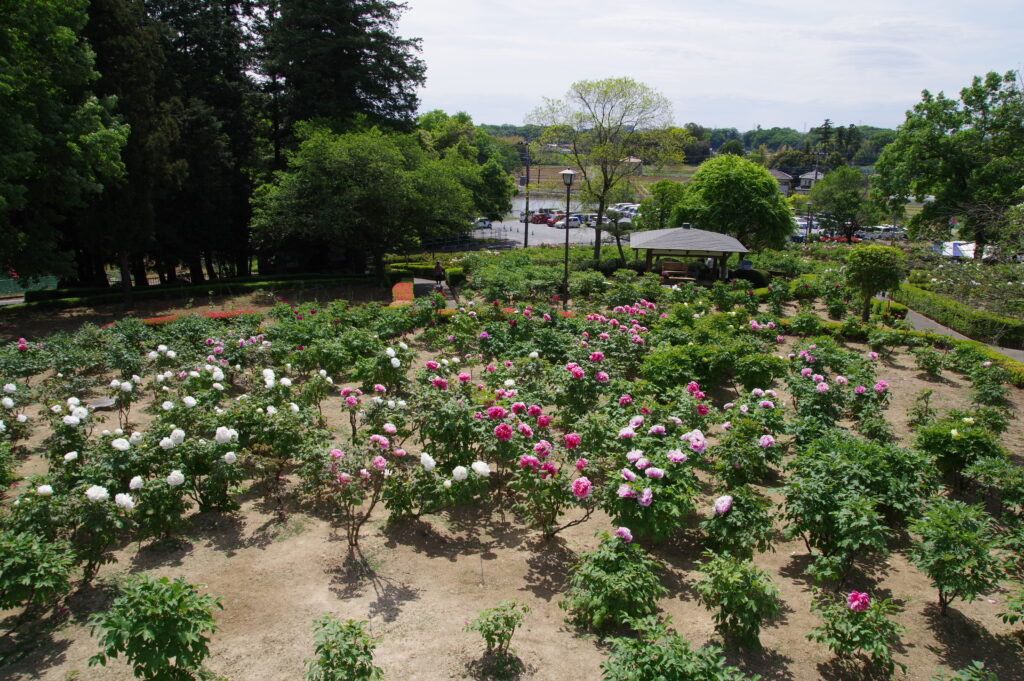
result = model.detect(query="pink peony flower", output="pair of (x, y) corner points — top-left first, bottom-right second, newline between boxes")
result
(539, 461), (558, 478)
(667, 449), (688, 463)
(855, 385), (867, 394)
(564, 432), (581, 449)
(696, 404), (710, 416)
(589, 351), (605, 363)
(372, 455), (387, 470)
(337, 473), (353, 484)
(638, 488), (653, 507)
(425, 360), (440, 370)
(869, 351), (879, 360)
(619, 394), (633, 406)
(537, 414), (552, 428)
(621, 468), (637, 482)
(374, 384), (387, 393)
(457, 372), (471, 383)
(494, 423), (513, 441)
(617, 483), (636, 498)
(619, 426), (637, 439)
(801, 367), (813, 377)
(874, 380), (889, 393)
(648, 425), (666, 435)
(486, 405), (507, 419)
(518, 423), (534, 438)
(432, 377), (449, 390)
(713, 495), (733, 515)
(595, 371), (610, 383)
(575, 457), (588, 471)
(616, 527), (633, 543)
(836, 375), (848, 385)
(572, 477), (592, 499)
(847, 591), (870, 612)
(645, 467), (665, 479)
(519, 455), (540, 470)
(759, 434), (775, 448)
(816, 382), (830, 393)
(329, 449), (344, 459)
(527, 404), (542, 416)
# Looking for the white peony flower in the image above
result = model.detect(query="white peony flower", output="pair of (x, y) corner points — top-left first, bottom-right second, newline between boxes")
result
(109, 379), (121, 389)
(156, 374), (166, 383)
(183, 396), (197, 408)
(452, 466), (468, 481)
(397, 400), (407, 409)
(390, 358), (401, 368)
(266, 405), (278, 415)
(67, 397), (81, 407)
(166, 470), (185, 487)
(214, 426), (237, 444)
(211, 369), (224, 382)
(289, 403), (300, 413)
(170, 428), (186, 445)
(62, 415), (80, 427)
(159, 437), (175, 450)
(64, 451), (78, 462)
(420, 453), (436, 471)
(385, 347), (396, 358)
(36, 484), (53, 496)
(129, 476), (145, 490)
(129, 431), (144, 445)
(111, 438), (130, 452)
(165, 350), (177, 359)
(50, 404), (63, 414)
(529, 351), (539, 359)
(223, 452), (237, 464)
(101, 429), (111, 436)
(443, 479), (452, 489)
(471, 461), (491, 477)
(114, 493), (135, 511)
(16, 414), (27, 423)
(279, 377), (292, 387)
(114, 428), (123, 435)
(147, 351), (159, 360)
(71, 406), (88, 419)
(85, 485), (109, 502)
(120, 382), (133, 392)
(399, 341), (408, 350)
(2, 383), (16, 394)
(212, 382), (224, 391)
(1, 397), (14, 409)
(157, 344), (168, 353)
(318, 369), (327, 377)
(504, 379), (515, 387)
(162, 400), (174, 411)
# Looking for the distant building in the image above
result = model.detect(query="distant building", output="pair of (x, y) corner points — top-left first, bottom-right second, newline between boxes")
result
(768, 169), (792, 196)
(797, 170), (825, 192)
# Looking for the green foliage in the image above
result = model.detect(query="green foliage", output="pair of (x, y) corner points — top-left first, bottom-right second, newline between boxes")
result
(909, 498), (1004, 615)
(931, 662), (1000, 681)
(891, 284), (1024, 349)
(806, 592), (906, 677)
(601, 616), (755, 681)
(464, 599), (530, 656)
(560, 532), (667, 631)
(788, 311), (822, 336)
(671, 154), (794, 250)
(639, 343), (734, 391)
(695, 552), (781, 648)
(0, 530), (76, 613)
(915, 418), (1006, 479)
(733, 353), (788, 392)
(305, 616), (383, 681)
(699, 486), (775, 559)
(89, 575), (222, 681)
(808, 165), (879, 240)
(845, 246), (907, 321)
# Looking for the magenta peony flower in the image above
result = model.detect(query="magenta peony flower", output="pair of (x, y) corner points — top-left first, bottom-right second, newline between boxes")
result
(519, 454), (540, 470)
(616, 527), (633, 543)
(572, 477), (592, 499)
(564, 432), (581, 449)
(847, 591), (870, 612)
(595, 371), (610, 383)
(537, 414), (552, 428)
(575, 457), (588, 471)
(621, 467), (637, 482)
(874, 380), (889, 393)
(494, 423), (513, 441)
(855, 385), (867, 394)
(518, 423), (534, 438)
(696, 404), (710, 416)
(486, 405), (507, 419)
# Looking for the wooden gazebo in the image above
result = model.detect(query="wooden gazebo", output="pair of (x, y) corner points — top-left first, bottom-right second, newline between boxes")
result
(630, 226), (749, 280)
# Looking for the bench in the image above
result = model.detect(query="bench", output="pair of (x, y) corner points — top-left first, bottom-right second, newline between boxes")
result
(660, 261), (696, 283)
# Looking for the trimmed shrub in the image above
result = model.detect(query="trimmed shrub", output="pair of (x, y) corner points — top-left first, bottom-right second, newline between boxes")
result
(891, 284), (1024, 349)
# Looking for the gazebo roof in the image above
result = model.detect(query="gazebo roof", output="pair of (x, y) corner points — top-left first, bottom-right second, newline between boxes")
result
(630, 227), (749, 255)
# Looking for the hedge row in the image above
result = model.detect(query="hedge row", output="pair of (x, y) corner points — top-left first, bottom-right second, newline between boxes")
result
(387, 262), (466, 288)
(891, 284), (1024, 349)
(3, 276), (392, 313)
(776, 318), (1024, 388)
(22, 272), (374, 303)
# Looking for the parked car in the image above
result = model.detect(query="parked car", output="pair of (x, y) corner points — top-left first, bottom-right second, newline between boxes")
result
(529, 213), (551, 224)
(472, 217), (492, 229)
(553, 216), (582, 229)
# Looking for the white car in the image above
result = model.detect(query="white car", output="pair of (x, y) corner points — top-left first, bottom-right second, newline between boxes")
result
(553, 217), (582, 229)
(472, 217), (492, 229)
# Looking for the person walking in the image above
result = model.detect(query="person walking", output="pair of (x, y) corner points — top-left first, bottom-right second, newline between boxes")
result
(433, 261), (444, 287)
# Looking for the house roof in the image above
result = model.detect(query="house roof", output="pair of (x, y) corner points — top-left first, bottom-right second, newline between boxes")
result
(799, 170), (825, 180)
(768, 169), (793, 180)
(629, 227), (749, 254)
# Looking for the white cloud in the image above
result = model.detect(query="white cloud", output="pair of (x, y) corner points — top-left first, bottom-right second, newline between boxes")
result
(399, 0), (1024, 129)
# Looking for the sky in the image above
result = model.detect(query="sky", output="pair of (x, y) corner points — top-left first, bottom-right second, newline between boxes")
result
(397, 0), (1024, 131)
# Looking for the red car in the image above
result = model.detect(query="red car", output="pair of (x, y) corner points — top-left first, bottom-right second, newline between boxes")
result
(529, 213), (550, 224)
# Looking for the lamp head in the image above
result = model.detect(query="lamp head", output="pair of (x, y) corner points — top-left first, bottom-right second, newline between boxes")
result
(559, 168), (576, 187)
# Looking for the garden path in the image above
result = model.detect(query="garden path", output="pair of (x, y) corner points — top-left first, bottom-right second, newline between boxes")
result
(900, 306), (1024, 363)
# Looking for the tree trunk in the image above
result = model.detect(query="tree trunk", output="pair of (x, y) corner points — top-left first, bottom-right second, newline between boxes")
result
(593, 200), (606, 261)
(203, 251), (217, 281)
(186, 254), (205, 284)
(861, 296), (872, 322)
(131, 255), (149, 288)
(118, 249), (133, 306)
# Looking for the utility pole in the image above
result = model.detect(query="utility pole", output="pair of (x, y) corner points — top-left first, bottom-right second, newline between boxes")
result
(518, 144), (532, 249)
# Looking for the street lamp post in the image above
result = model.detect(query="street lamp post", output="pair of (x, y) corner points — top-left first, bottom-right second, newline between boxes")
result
(518, 144), (532, 249)
(559, 168), (576, 310)
(804, 200), (813, 247)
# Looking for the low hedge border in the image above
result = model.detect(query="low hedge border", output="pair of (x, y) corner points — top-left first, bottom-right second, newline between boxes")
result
(2, 276), (393, 313)
(891, 284), (1024, 350)
(99, 310), (260, 329)
(776, 317), (1024, 388)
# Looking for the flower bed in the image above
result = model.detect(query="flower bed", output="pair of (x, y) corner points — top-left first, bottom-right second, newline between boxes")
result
(99, 309), (258, 329)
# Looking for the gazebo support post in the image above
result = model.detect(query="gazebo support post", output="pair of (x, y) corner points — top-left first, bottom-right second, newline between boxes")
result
(645, 249), (653, 272)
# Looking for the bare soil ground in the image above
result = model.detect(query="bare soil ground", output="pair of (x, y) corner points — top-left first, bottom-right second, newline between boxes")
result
(1, 297), (1022, 681)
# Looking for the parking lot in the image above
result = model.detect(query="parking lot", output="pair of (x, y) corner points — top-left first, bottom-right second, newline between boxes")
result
(473, 216), (618, 248)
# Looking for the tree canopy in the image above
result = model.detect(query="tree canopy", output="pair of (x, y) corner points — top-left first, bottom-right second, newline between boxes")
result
(809, 166), (880, 240)
(0, 0), (128, 280)
(529, 77), (686, 258)
(872, 71), (1024, 255)
(670, 155), (794, 250)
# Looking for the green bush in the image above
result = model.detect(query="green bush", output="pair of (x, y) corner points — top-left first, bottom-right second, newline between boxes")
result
(0, 530), (76, 613)
(915, 419), (1006, 479)
(891, 284), (1024, 349)
(695, 551), (781, 648)
(90, 575), (222, 680)
(733, 353), (788, 392)
(730, 268), (769, 288)
(560, 532), (667, 631)
(909, 498), (1004, 616)
(639, 343), (735, 390)
(807, 591), (906, 677)
(305, 616), (383, 681)
(601, 616), (754, 681)
(464, 599), (530, 657)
